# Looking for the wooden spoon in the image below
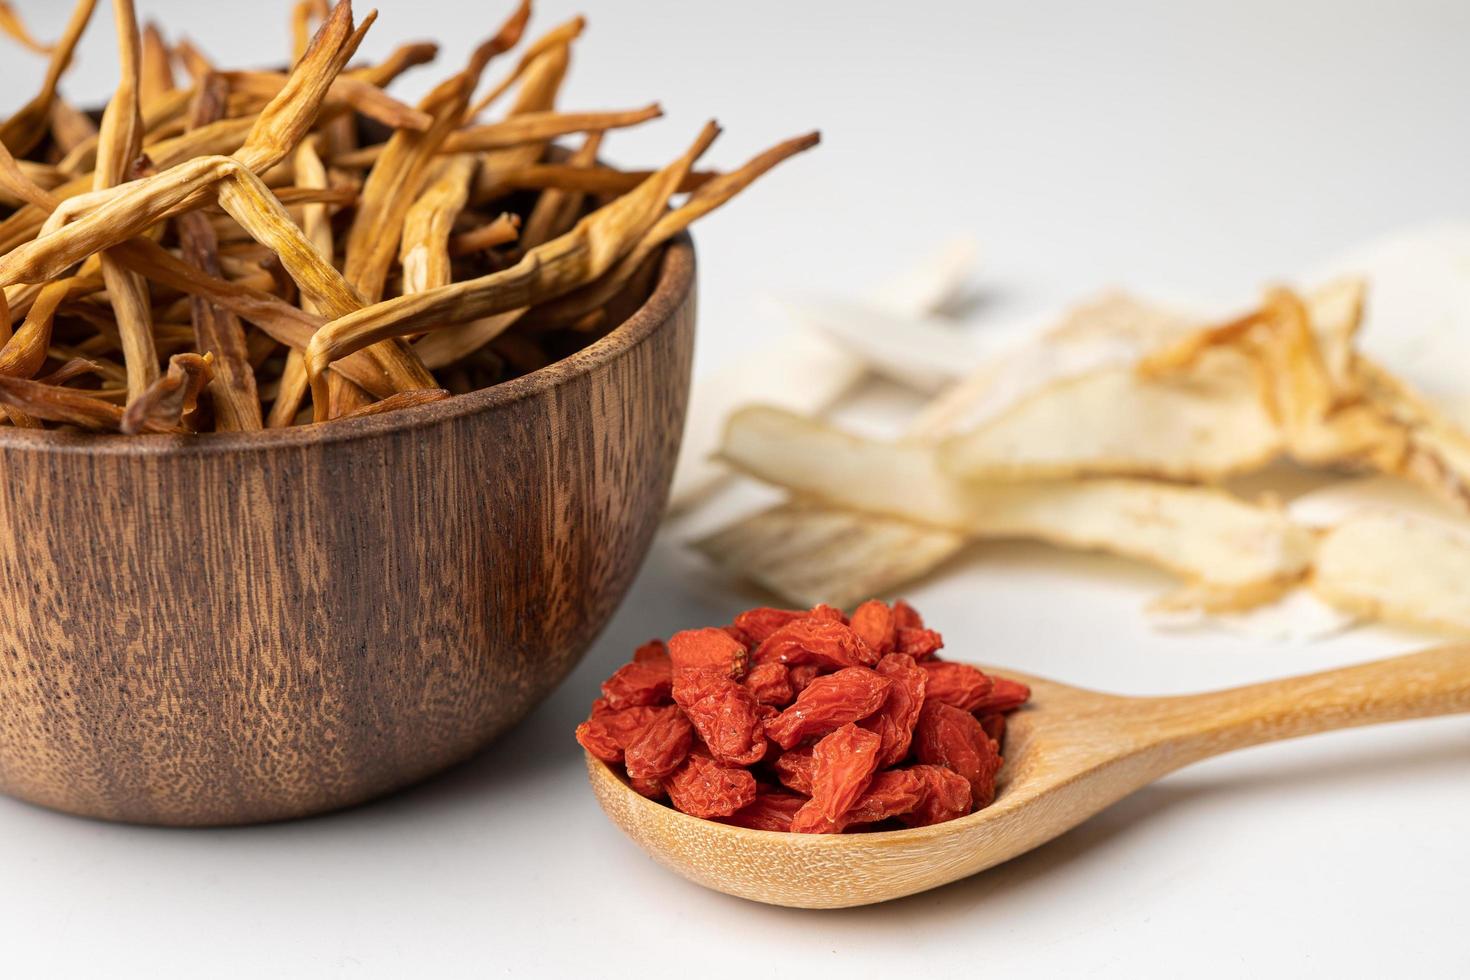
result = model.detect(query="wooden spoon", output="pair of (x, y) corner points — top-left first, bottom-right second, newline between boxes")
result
(587, 645), (1470, 908)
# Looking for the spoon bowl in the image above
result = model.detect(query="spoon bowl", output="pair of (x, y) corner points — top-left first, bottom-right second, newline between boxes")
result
(588, 645), (1470, 908)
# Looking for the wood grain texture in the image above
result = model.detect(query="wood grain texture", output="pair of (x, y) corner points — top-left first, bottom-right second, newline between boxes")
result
(0, 236), (695, 826)
(589, 645), (1470, 908)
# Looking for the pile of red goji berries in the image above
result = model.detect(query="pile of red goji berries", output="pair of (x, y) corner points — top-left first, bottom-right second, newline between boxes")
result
(576, 600), (1030, 833)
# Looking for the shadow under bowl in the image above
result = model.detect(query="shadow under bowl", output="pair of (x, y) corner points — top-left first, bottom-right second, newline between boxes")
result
(0, 236), (696, 826)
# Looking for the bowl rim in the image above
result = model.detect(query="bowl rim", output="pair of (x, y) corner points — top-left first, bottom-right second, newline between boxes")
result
(0, 233), (695, 458)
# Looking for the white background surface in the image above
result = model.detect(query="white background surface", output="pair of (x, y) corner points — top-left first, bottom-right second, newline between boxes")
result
(1, 1), (1467, 977)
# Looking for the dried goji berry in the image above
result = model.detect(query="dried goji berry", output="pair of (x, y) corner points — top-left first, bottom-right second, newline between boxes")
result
(765, 667), (892, 749)
(633, 639), (669, 663)
(970, 676), (1031, 714)
(892, 600), (924, 630)
(670, 665), (731, 708)
(920, 660), (995, 712)
(669, 626), (749, 680)
(807, 603), (847, 623)
(665, 753), (757, 818)
(721, 790), (807, 832)
(624, 707), (694, 781)
(575, 702), (665, 762)
(978, 712), (1006, 744)
(577, 600), (1019, 833)
(860, 652), (928, 767)
(914, 700), (1003, 808)
(752, 619), (879, 670)
(743, 661), (795, 706)
(788, 799), (840, 834)
(629, 775), (665, 799)
(849, 599), (898, 655)
(680, 679), (767, 767)
(896, 627), (944, 659)
(811, 723), (882, 820)
(600, 659), (673, 709)
(730, 606), (807, 645)
(898, 765), (973, 827)
(789, 663), (821, 694)
(789, 768), (928, 833)
(772, 745), (816, 795)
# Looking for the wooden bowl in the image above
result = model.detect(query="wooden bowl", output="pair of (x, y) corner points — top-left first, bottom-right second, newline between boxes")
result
(0, 237), (695, 826)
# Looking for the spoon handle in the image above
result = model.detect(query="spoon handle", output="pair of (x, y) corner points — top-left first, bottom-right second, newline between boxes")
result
(1145, 644), (1470, 759)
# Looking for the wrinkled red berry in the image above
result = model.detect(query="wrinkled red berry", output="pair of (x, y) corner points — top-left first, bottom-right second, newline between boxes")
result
(914, 701), (1003, 808)
(721, 790), (807, 832)
(600, 659), (673, 709)
(665, 753), (757, 818)
(743, 662), (795, 706)
(765, 667), (891, 749)
(920, 660), (995, 712)
(861, 652), (928, 767)
(811, 723), (882, 820)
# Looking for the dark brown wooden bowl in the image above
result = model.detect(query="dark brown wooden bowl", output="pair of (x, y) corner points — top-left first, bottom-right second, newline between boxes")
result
(0, 236), (695, 826)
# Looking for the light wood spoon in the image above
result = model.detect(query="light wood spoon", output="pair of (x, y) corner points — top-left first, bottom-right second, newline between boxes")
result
(587, 645), (1470, 908)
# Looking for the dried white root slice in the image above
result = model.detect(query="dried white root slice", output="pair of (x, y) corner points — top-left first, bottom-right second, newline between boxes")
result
(718, 405), (1315, 609)
(939, 281), (1363, 482)
(939, 346), (1279, 481)
(669, 329), (866, 513)
(1313, 512), (1470, 634)
(1308, 222), (1470, 429)
(693, 500), (966, 609)
(865, 236), (979, 314)
(668, 236), (979, 512)
(915, 292), (1201, 440)
(770, 297), (977, 394)
(692, 293), (1204, 606)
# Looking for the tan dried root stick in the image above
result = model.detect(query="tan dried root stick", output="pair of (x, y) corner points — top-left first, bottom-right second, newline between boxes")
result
(108, 238), (391, 398)
(267, 137), (330, 427)
(290, 0), (329, 61)
(120, 351), (213, 433)
(342, 0), (530, 303)
(3, 277), (86, 381)
(447, 212), (519, 256)
(0, 137), (58, 211)
(469, 16), (582, 204)
(0, 374), (142, 431)
(173, 36), (213, 83)
(338, 387), (450, 419)
(178, 75), (261, 431)
(399, 154), (478, 294)
(220, 70), (432, 133)
(48, 99), (99, 157)
(319, 4), (530, 415)
(536, 130), (820, 326)
(0, 1), (56, 54)
(413, 309), (524, 370)
(335, 104), (663, 168)
(346, 41), (440, 88)
(25, 0), (367, 239)
(465, 15), (585, 121)
(234, 0), (371, 174)
(0, 0), (96, 158)
(520, 131), (600, 250)
(140, 21), (174, 104)
(481, 164), (717, 197)
(95, 0), (161, 402)
(307, 120), (722, 384)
